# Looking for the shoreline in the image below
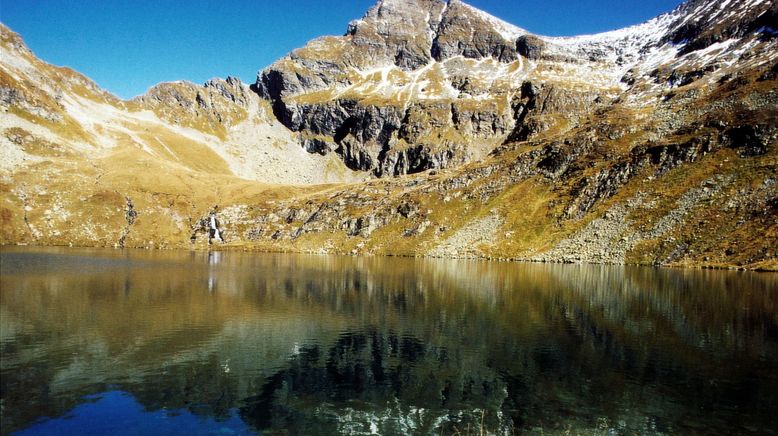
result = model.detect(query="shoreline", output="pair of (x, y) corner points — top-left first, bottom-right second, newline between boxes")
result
(4, 242), (776, 273)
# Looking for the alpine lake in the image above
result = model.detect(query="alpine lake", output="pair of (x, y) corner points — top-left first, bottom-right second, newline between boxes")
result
(1, 247), (776, 435)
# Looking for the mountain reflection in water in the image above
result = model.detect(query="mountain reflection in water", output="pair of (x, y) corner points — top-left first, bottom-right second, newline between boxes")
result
(1, 247), (776, 434)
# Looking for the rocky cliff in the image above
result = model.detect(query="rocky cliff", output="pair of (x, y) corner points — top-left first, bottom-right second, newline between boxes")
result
(1, 0), (776, 269)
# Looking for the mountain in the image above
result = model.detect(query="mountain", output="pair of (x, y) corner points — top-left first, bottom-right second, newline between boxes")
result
(0, 24), (360, 184)
(1, 0), (776, 269)
(257, 0), (777, 176)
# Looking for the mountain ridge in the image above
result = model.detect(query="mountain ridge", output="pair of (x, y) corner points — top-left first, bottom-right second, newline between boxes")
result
(1, 0), (776, 270)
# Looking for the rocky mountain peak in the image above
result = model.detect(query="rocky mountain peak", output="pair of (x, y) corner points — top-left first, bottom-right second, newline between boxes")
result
(343, 0), (447, 70)
(354, 0), (446, 24)
(131, 78), (255, 139)
(344, 0), (527, 67)
(254, 0), (537, 102)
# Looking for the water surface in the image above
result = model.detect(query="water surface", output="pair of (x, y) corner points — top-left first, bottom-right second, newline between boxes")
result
(1, 247), (776, 434)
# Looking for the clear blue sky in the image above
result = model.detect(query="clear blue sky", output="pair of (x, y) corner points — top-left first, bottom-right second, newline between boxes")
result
(1, 0), (683, 100)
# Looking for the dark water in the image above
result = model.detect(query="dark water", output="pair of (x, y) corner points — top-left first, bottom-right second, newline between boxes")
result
(1, 247), (776, 435)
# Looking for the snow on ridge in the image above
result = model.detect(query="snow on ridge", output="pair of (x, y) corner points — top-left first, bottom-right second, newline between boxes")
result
(537, 0), (771, 67)
(540, 10), (676, 48)
(459, 2), (528, 40)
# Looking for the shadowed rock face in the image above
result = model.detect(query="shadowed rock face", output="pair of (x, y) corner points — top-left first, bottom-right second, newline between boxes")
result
(516, 35), (545, 60)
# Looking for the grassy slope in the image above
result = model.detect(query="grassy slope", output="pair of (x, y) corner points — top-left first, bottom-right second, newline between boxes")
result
(2, 83), (774, 270)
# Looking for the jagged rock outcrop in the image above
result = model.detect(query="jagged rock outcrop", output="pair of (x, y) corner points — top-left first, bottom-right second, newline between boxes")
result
(506, 81), (602, 142)
(132, 77), (251, 137)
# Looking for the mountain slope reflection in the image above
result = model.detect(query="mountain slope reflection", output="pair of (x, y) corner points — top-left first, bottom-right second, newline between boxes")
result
(240, 329), (509, 434)
(1, 248), (776, 434)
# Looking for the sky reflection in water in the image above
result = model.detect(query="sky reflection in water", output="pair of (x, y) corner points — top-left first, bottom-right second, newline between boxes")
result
(15, 390), (252, 435)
